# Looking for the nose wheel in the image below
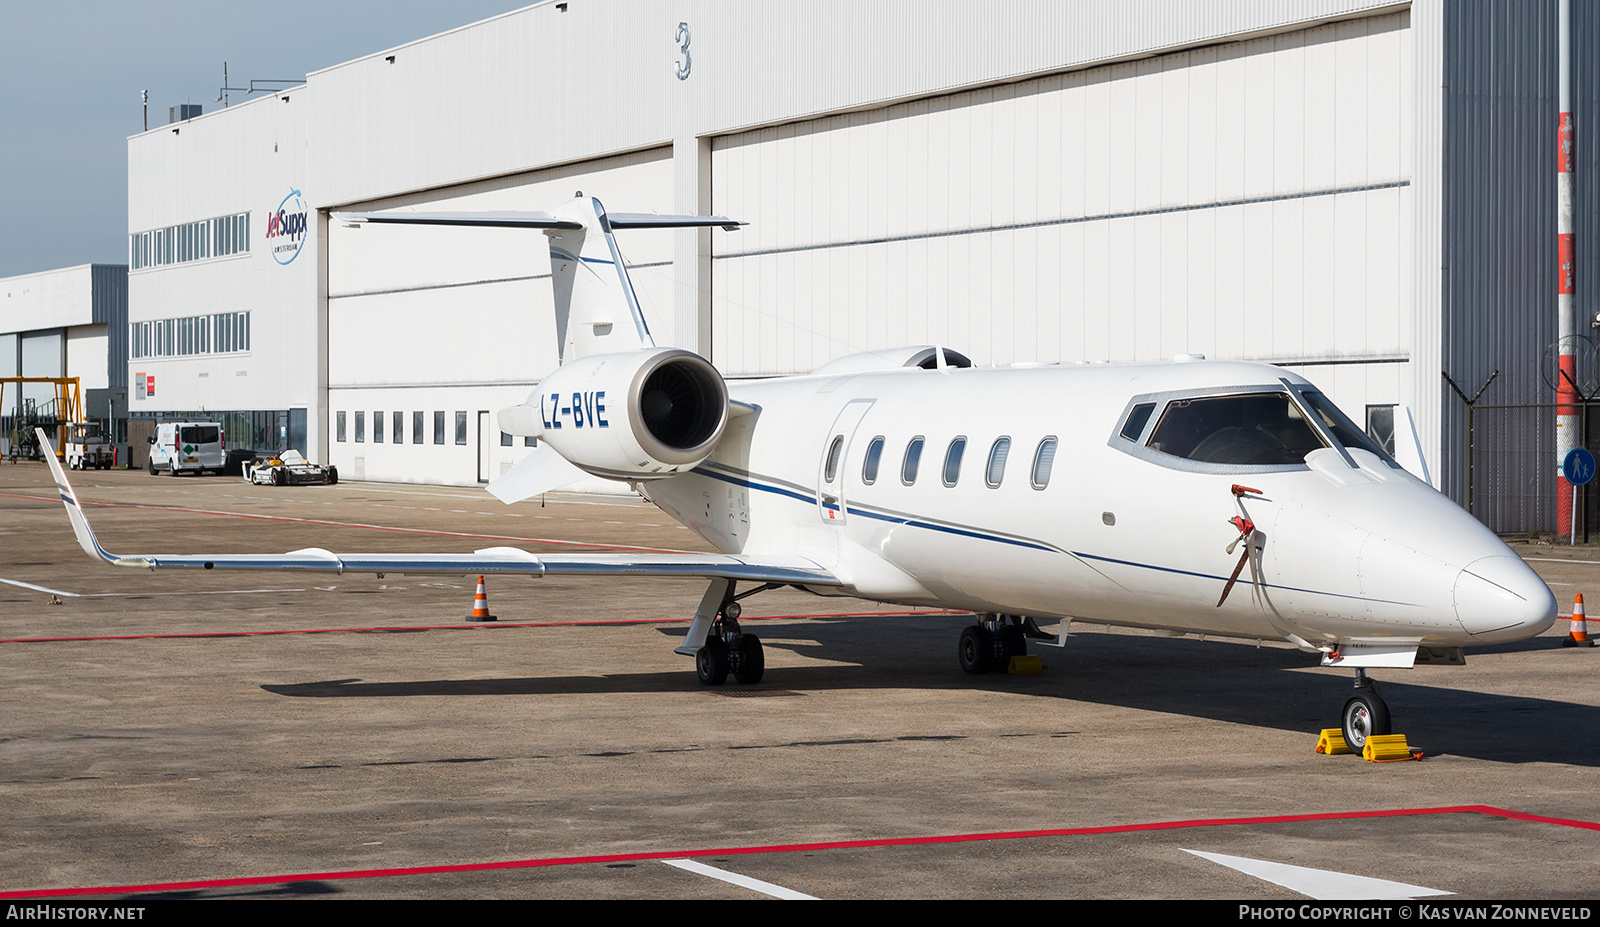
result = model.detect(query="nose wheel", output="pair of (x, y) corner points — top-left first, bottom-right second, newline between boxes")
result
(1340, 673), (1391, 752)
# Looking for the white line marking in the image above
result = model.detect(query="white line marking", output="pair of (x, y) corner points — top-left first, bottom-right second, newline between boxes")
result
(1524, 557), (1600, 565)
(1183, 849), (1452, 900)
(80, 588), (307, 598)
(0, 577), (78, 596)
(660, 859), (817, 900)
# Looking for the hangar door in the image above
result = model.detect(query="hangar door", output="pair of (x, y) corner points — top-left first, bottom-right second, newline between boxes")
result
(711, 11), (1412, 392)
(325, 147), (677, 486)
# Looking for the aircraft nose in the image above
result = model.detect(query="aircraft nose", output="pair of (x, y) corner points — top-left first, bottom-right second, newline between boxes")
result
(1453, 556), (1557, 642)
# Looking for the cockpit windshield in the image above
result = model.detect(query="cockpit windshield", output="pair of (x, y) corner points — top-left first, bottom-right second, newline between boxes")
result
(1146, 392), (1326, 465)
(1297, 390), (1398, 465)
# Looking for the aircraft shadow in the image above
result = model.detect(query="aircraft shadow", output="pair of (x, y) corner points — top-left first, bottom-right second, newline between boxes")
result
(261, 614), (1600, 767)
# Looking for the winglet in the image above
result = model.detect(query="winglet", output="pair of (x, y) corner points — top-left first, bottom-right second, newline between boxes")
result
(36, 428), (118, 565)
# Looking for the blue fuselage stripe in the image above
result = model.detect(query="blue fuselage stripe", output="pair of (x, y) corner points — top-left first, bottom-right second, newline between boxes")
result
(690, 465), (1414, 608)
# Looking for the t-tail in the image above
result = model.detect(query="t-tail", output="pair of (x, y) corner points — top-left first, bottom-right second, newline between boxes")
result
(332, 197), (745, 502)
(333, 195), (741, 362)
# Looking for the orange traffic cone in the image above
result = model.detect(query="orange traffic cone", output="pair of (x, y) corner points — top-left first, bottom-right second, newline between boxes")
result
(1564, 592), (1593, 647)
(466, 575), (497, 622)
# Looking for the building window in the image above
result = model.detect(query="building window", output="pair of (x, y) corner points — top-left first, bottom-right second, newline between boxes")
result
(354, 411), (365, 443)
(501, 431), (513, 447)
(525, 435), (537, 447)
(129, 210), (250, 271)
(1366, 405), (1397, 457)
(393, 411), (404, 444)
(373, 411), (383, 444)
(455, 412), (467, 445)
(413, 412), (424, 445)
(433, 411), (445, 445)
(129, 310), (251, 360)
(336, 411), (347, 443)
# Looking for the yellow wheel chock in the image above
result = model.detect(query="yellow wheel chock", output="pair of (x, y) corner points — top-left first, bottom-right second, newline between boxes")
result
(1007, 655), (1043, 675)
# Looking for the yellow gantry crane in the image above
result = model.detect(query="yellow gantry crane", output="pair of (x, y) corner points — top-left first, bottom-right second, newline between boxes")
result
(0, 376), (83, 460)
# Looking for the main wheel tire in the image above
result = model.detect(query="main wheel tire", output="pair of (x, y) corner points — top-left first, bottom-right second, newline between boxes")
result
(958, 626), (992, 674)
(732, 634), (765, 684)
(1341, 691), (1391, 753)
(696, 637), (729, 686)
(1000, 625), (1027, 661)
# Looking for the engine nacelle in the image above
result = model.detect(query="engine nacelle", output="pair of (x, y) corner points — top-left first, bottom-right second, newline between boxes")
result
(500, 348), (729, 481)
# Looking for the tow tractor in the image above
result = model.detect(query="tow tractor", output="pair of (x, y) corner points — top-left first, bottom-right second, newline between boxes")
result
(63, 422), (114, 470)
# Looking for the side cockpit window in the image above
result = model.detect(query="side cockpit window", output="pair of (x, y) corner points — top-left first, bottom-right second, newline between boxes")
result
(1146, 392), (1325, 466)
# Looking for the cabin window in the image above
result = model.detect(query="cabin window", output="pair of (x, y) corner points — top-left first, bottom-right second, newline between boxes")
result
(986, 437), (1011, 488)
(1146, 392), (1324, 465)
(824, 435), (845, 483)
(902, 436), (925, 485)
(943, 437), (967, 487)
(862, 436), (885, 485)
(1120, 403), (1156, 441)
(1031, 437), (1058, 489)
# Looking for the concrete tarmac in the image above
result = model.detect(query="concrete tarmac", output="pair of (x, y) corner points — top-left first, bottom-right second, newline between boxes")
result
(1, 462), (1596, 900)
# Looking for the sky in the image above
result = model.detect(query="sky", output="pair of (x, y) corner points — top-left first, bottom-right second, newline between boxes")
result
(0, 1), (532, 279)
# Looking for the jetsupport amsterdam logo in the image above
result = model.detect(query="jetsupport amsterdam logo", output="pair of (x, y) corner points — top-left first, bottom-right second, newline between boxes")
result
(266, 188), (308, 265)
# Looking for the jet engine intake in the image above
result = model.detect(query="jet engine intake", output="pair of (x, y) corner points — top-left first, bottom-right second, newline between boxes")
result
(507, 348), (729, 481)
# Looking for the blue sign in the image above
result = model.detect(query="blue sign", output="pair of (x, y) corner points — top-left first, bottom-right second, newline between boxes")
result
(1563, 448), (1596, 486)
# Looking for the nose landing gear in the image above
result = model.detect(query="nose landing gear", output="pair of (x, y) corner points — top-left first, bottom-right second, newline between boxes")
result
(1340, 670), (1391, 753)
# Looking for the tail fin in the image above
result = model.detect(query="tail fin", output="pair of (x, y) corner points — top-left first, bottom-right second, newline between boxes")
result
(545, 197), (655, 361)
(331, 197), (742, 363)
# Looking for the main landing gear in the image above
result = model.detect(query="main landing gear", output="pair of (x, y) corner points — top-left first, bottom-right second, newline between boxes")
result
(958, 613), (1048, 674)
(1340, 669), (1391, 752)
(691, 581), (769, 686)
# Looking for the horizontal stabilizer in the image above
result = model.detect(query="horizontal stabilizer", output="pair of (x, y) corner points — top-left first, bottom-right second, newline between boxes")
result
(606, 213), (745, 231)
(485, 444), (590, 505)
(332, 210), (583, 230)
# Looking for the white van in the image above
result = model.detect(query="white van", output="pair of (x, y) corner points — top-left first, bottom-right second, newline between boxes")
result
(148, 422), (226, 475)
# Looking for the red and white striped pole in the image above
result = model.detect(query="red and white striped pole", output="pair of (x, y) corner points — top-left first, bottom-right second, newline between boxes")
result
(1557, 0), (1577, 539)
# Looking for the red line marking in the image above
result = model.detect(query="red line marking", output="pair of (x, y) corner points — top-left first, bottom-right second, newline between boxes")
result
(0, 611), (950, 644)
(3, 805), (1592, 899)
(0, 490), (679, 553)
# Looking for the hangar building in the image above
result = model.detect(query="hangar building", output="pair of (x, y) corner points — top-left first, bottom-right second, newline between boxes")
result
(0, 264), (128, 458)
(125, 0), (1600, 530)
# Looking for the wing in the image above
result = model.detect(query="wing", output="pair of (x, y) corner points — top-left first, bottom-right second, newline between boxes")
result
(38, 429), (838, 586)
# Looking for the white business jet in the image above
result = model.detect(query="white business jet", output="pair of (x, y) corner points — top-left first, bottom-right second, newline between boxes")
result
(41, 195), (1555, 753)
